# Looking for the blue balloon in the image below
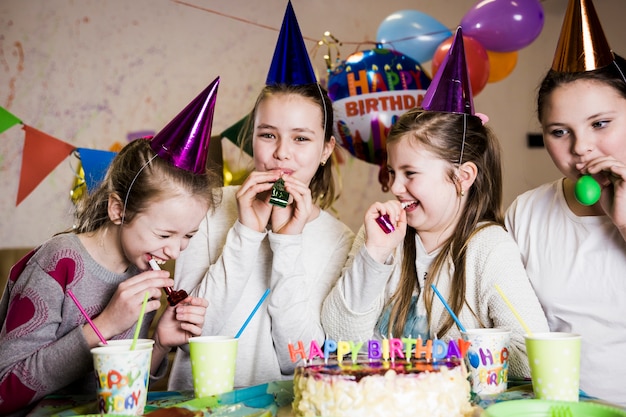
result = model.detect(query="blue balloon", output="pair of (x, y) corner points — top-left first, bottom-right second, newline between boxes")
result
(376, 10), (452, 64)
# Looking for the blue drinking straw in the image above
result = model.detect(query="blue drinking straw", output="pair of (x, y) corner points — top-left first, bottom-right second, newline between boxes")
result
(235, 288), (270, 339)
(430, 284), (466, 332)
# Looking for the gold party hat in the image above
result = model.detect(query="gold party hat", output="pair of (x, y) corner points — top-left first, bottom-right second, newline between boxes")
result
(552, 0), (614, 72)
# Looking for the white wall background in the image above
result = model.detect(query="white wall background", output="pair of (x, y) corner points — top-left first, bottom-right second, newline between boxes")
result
(1, 0), (625, 248)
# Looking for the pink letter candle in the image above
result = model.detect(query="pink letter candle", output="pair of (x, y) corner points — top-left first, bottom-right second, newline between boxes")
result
(390, 338), (405, 360)
(308, 340), (324, 361)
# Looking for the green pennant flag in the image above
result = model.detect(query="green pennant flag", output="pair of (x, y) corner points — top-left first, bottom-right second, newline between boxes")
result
(0, 106), (22, 134)
(221, 114), (252, 156)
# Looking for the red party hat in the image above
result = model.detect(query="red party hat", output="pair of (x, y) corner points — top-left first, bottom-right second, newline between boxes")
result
(266, 1), (317, 85)
(421, 27), (474, 115)
(552, 0), (614, 72)
(150, 77), (219, 175)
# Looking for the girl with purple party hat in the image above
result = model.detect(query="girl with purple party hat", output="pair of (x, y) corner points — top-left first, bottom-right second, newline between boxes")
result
(0, 77), (222, 416)
(505, 0), (626, 406)
(168, 1), (354, 389)
(321, 27), (549, 380)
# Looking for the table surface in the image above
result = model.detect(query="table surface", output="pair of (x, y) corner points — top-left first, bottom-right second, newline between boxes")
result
(26, 380), (622, 417)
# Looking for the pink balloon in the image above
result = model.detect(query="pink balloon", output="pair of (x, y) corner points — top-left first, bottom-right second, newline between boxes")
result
(461, 0), (544, 52)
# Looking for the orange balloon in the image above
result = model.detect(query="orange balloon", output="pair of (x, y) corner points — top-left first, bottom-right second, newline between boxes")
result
(432, 35), (490, 95)
(487, 50), (518, 83)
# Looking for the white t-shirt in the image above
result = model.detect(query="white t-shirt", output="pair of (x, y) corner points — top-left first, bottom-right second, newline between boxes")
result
(506, 178), (626, 407)
(167, 186), (355, 389)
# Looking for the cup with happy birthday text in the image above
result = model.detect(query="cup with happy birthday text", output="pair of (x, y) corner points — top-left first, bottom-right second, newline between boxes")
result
(99, 338), (155, 349)
(461, 328), (510, 398)
(91, 343), (153, 415)
(189, 335), (238, 398)
(525, 332), (581, 401)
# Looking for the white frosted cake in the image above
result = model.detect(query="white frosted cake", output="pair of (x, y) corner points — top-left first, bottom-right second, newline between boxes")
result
(292, 357), (473, 417)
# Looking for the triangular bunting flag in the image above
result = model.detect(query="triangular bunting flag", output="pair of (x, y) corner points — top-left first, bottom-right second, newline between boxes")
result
(220, 114), (252, 156)
(77, 148), (117, 193)
(17, 125), (76, 205)
(0, 106), (22, 135)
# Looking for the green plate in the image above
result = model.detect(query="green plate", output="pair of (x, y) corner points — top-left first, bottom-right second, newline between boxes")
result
(484, 399), (626, 417)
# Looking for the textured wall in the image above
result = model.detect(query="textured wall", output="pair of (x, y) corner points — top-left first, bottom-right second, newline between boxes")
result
(1, 0), (625, 248)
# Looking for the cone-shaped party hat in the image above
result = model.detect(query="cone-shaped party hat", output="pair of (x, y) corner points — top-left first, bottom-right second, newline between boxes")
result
(422, 26), (474, 115)
(266, 1), (317, 85)
(150, 77), (219, 175)
(551, 0), (614, 72)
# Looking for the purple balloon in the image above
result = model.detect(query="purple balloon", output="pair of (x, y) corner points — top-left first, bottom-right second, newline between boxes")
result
(461, 0), (544, 52)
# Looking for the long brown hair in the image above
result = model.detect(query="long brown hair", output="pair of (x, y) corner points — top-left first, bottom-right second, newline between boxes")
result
(385, 109), (504, 338)
(238, 83), (338, 209)
(537, 55), (626, 123)
(72, 138), (221, 234)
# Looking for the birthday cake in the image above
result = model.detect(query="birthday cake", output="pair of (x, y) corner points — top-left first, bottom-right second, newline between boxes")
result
(292, 357), (473, 417)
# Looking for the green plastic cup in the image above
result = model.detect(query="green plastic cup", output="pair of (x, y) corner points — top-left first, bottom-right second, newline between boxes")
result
(189, 335), (238, 398)
(525, 332), (581, 401)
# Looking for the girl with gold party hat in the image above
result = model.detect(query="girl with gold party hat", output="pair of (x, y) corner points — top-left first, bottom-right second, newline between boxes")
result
(505, 0), (626, 406)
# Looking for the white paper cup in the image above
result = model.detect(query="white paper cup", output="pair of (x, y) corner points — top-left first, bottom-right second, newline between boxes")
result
(91, 344), (153, 415)
(461, 328), (511, 397)
(98, 338), (155, 350)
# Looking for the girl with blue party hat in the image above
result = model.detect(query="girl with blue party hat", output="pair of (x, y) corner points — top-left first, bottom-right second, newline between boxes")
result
(0, 78), (222, 415)
(167, 1), (354, 389)
(321, 27), (549, 380)
(505, 0), (626, 406)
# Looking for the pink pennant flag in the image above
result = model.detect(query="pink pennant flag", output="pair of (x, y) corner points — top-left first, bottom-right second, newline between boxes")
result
(17, 125), (76, 206)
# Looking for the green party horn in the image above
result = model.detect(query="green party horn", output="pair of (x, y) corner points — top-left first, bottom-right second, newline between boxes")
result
(574, 175), (601, 206)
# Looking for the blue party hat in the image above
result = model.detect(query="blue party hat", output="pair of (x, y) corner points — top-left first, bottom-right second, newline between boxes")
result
(150, 77), (219, 175)
(266, 1), (317, 85)
(422, 26), (474, 115)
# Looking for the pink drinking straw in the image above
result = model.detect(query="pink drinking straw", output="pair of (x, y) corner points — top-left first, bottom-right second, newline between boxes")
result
(67, 289), (107, 344)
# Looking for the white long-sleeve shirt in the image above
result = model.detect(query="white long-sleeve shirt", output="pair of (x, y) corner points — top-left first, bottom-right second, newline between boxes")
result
(322, 223), (550, 379)
(506, 178), (626, 407)
(168, 186), (355, 389)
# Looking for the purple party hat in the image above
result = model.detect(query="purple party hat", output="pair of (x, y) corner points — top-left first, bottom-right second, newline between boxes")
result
(266, 1), (317, 85)
(552, 0), (614, 72)
(422, 26), (474, 115)
(150, 77), (219, 175)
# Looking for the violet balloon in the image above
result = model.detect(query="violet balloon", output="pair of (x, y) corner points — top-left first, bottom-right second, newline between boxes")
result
(461, 0), (545, 52)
